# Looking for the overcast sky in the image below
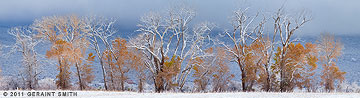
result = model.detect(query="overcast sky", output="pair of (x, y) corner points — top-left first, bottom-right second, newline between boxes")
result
(0, 0), (359, 35)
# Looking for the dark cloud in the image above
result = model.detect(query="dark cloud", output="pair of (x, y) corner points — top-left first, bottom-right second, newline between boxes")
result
(0, 0), (359, 35)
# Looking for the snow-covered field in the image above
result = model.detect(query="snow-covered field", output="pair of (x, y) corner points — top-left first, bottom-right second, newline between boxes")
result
(0, 91), (359, 98)
(82, 92), (360, 98)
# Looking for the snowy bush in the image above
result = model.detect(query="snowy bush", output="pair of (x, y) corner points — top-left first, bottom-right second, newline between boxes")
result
(143, 82), (154, 93)
(0, 76), (24, 90)
(227, 80), (242, 92)
(337, 81), (360, 93)
(37, 78), (56, 90)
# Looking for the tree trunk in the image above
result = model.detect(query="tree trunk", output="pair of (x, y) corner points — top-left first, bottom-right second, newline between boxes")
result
(27, 64), (33, 89)
(58, 58), (64, 89)
(57, 58), (70, 90)
(280, 47), (286, 92)
(154, 69), (165, 93)
(109, 71), (115, 90)
(75, 63), (83, 90)
(280, 64), (285, 92)
(99, 59), (108, 90)
(265, 64), (271, 92)
(121, 73), (125, 91)
(237, 58), (247, 92)
(241, 69), (247, 92)
(155, 77), (165, 93)
(93, 36), (108, 90)
(153, 53), (165, 93)
(138, 78), (143, 92)
(106, 56), (115, 90)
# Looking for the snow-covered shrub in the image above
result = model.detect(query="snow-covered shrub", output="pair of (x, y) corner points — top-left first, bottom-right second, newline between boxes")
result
(143, 82), (154, 93)
(337, 81), (360, 93)
(0, 76), (24, 90)
(124, 81), (137, 92)
(89, 81), (104, 90)
(37, 78), (56, 90)
(0, 76), (12, 90)
(228, 80), (242, 91)
(180, 82), (195, 92)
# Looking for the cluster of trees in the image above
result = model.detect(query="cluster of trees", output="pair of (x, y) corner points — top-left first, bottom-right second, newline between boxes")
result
(4, 7), (346, 92)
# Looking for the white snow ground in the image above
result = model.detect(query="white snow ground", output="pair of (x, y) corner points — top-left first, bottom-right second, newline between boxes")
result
(76, 92), (360, 98)
(0, 91), (359, 98)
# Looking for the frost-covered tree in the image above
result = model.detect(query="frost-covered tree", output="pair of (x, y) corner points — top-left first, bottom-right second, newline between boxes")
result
(211, 47), (234, 92)
(318, 33), (346, 92)
(192, 47), (234, 92)
(44, 39), (72, 89)
(271, 8), (311, 92)
(219, 8), (266, 91)
(33, 15), (94, 90)
(128, 48), (147, 92)
(8, 26), (42, 90)
(84, 16), (117, 90)
(79, 53), (96, 90)
(103, 38), (132, 91)
(273, 42), (318, 92)
(251, 36), (277, 92)
(218, 7), (311, 92)
(129, 7), (214, 92)
(192, 48), (215, 92)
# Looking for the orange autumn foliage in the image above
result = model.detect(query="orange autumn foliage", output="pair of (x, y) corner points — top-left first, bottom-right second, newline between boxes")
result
(192, 48), (214, 92)
(46, 39), (72, 89)
(319, 34), (346, 92)
(158, 55), (181, 91)
(103, 38), (133, 91)
(212, 47), (234, 92)
(35, 15), (93, 90)
(273, 42), (319, 92)
(128, 48), (147, 92)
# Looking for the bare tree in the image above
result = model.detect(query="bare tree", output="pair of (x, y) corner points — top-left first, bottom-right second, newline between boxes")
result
(272, 8), (311, 92)
(84, 16), (117, 90)
(219, 8), (266, 91)
(8, 26), (42, 90)
(128, 7), (214, 92)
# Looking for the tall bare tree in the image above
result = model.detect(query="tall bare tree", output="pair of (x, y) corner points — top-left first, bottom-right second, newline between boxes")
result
(129, 7), (214, 92)
(272, 8), (311, 92)
(84, 16), (117, 90)
(219, 8), (266, 91)
(8, 26), (42, 89)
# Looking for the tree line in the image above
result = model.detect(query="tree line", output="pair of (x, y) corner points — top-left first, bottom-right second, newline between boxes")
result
(4, 7), (346, 93)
